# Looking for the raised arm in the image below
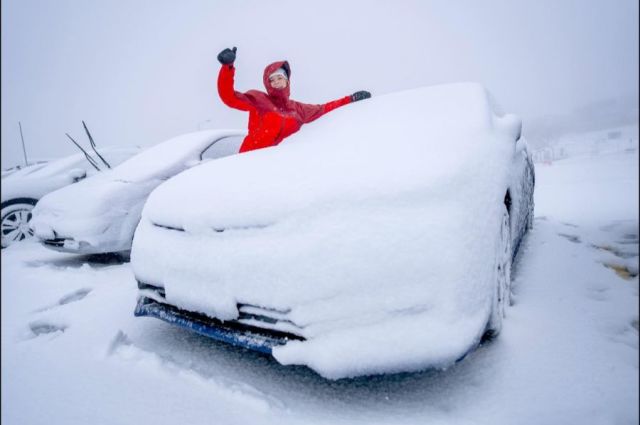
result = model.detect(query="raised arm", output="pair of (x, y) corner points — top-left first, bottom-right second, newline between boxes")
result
(297, 90), (372, 124)
(216, 47), (253, 111)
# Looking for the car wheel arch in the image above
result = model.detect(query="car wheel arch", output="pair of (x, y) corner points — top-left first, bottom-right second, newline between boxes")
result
(1, 197), (38, 211)
(483, 203), (512, 341)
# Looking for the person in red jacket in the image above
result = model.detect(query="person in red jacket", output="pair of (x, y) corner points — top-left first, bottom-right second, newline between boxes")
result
(217, 47), (371, 153)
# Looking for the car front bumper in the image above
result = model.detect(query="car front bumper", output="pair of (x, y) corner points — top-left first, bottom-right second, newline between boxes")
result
(134, 295), (304, 355)
(42, 237), (94, 253)
(41, 236), (129, 255)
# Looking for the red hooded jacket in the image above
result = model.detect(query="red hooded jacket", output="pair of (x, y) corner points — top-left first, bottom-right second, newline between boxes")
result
(217, 61), (352, 153)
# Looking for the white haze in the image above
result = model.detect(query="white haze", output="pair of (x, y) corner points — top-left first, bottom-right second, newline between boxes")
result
(1, 0), (638, 168)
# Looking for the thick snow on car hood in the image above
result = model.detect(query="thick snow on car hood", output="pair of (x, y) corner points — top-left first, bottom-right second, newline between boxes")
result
(133, 83), (521, 378)
(30, 129), (244, 243)
(31, 175), (158, 244)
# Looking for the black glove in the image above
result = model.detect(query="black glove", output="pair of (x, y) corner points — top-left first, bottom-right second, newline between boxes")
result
(350, 90), (371, 102)
(217, 47), (237, 65)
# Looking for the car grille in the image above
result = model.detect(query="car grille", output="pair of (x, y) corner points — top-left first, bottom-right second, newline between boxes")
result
(150, 221), (272, 234)
(43, 238), (66, 247)
(151, 223), (185, 232)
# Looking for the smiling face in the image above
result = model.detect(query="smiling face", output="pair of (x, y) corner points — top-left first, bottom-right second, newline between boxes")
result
(269, 74), (288, 90)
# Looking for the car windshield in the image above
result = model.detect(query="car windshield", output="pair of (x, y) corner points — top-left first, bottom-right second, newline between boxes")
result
(109, 130), (244, 183)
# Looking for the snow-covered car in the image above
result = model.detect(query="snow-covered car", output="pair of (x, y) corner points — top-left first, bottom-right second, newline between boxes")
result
(30, 130), (246, 255)
(132, 83), (535, 379)
(1, 160), (49, 179)
(1, 148), (139, 248)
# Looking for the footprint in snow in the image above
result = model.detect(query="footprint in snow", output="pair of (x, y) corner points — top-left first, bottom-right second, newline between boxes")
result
(58, 288), (92, 305)
(599, 220), (639, 243)
(28, 320), (67, 338)
(606, 323), (639, 349)
(561, 222), (579, 228)
(558, 233), (581, 243)
(106, 330), (133, 356)
(33, 288), (92, 313)
(592, 244), (638, 259)
(585, 283), (610, 302)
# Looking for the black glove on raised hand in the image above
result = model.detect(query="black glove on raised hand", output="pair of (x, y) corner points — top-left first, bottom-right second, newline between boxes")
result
(217, 47), (237, 65)
(350, 90), (371, 102)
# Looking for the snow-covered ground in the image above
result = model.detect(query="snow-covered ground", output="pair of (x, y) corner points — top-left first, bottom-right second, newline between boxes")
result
(2, 149), (638, 424)
(532, 123), (639, 163)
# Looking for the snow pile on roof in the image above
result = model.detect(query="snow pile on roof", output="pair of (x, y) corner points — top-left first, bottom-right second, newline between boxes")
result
(132, 83), (521, 378)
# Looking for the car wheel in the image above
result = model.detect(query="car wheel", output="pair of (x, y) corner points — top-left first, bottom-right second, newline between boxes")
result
(1, 198), (38, 249)
(485, 206), (512, 339)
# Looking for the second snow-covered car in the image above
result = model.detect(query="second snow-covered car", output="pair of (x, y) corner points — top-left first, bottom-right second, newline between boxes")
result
(132, 83), (534, 379)
(30, 130), (245, 255)
(1, 147), (139, 248)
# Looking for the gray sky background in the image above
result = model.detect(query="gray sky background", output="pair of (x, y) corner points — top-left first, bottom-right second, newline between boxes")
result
(2, 0), (638, 168)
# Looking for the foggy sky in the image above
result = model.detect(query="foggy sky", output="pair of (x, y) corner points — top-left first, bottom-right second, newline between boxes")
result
(1, 0), (638, 168)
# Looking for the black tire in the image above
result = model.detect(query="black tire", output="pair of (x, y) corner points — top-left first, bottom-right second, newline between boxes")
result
(1, 198), (38, 248)
(485, 205), (512, 339)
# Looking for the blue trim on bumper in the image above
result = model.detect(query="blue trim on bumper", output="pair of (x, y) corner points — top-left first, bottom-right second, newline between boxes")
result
(134, 297), (298, 355)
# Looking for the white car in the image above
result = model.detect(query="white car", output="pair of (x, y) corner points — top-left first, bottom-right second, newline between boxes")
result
(30, 130), (246, 255)
(1, 148), (139, 248)
(2, 160), (49, 179)
(132, 83), (535, 379)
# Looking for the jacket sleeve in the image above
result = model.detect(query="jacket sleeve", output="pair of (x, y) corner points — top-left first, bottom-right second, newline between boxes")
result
(217, 65), (254, 111)
(297, 95), (352, 124)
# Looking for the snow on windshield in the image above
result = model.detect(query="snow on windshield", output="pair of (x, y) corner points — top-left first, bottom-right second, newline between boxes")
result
(110, 129), (245, 183)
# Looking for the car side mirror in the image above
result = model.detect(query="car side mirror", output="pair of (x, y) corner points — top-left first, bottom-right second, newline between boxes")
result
(68, 168), (87, 183)
(500, 114), (522, 142)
